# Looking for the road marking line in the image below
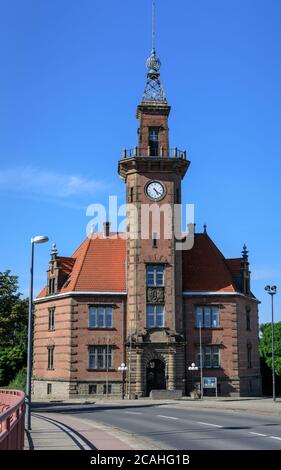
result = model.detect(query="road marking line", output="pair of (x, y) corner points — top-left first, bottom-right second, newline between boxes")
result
(270, 436), (281, 441)
(157, 415), (179, 420)
(197, 421), (222, 428)
(249, 432), (267, 437)
(124, 411), (142, 415)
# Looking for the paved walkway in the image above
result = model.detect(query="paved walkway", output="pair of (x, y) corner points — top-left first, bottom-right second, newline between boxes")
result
(24, 412), (150, 450)
(173, 397), (281, 417)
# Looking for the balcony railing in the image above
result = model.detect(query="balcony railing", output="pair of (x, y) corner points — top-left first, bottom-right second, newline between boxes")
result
(0, 389), (25, 450)
(122, 147), (187, 159)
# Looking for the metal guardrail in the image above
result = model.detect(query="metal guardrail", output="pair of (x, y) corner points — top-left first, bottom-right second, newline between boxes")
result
(122, 147), (187, 159)
(0, 389), (25, 450)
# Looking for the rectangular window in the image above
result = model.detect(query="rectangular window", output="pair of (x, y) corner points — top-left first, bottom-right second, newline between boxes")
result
(48, 307), (55, 331)
(146, 304), (164, 329)
(88, 346), (113, 370)
(149, 127), (159, 156)
(47, 346), (54, 369)
(146, 265), (164, 287)
(103, 384), (112, 395)
(195, 306), (219, 328)
(89, 384), (97, 395)
(247, 345), (252, 368)
(89, 306), (113, 328)
(47, 383), (52, 395)
(196, 346), (220, 368)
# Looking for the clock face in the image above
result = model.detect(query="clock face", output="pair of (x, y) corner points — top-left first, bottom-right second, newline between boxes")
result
(145, 181), (166, 201)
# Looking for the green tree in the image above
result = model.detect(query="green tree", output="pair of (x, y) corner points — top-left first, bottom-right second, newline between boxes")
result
(0, 271), (28, 385)
(259, 322), (281, 376)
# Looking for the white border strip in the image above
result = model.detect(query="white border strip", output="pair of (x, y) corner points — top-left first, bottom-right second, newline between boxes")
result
(34, 291), (127, 303)
(35, 290), (259, 303)
(183, 291), (259, 302)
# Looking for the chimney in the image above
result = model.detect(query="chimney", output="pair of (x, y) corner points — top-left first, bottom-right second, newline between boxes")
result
(103, 221), (111, 238)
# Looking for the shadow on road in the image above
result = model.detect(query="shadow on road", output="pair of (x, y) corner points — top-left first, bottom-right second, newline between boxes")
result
(31, 402), (168, 414)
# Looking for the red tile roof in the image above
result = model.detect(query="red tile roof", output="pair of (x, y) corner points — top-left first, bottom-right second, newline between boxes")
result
(37, 235), (126, 298)
(182, 233), (241, 293)
(37, 232), (243, 298)
(225, 258), (242, 277)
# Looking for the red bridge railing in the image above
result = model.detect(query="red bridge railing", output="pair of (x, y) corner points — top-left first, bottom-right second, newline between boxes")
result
(0, 389), (25, 450)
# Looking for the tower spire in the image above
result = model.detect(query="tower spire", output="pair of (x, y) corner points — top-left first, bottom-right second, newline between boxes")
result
(152, 0), (155, 52)
(142, 0), (167, 103)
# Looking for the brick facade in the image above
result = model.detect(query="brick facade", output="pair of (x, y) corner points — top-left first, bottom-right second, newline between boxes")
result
(32, 51), (262, 400)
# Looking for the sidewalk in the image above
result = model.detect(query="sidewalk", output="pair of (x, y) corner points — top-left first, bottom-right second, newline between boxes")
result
(24, 412), (159, 450)
(169, 397), (281, 418)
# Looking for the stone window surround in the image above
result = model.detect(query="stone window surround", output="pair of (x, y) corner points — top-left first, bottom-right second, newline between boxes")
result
(88, 304), (114, 329)
(48, 307), (55, 331)
(47, 345), (55, 370)
(146, 264), (165, 287)
(88, 345), (114, 370)
(195, 304), (220, 329)
(196, 345), (221, 369)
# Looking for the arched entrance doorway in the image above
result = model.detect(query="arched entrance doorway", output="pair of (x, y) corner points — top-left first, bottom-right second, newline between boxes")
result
(146, 359), (166, 396)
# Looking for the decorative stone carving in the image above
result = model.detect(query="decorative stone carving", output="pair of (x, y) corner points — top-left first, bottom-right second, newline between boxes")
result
(147, 287), (165, 303)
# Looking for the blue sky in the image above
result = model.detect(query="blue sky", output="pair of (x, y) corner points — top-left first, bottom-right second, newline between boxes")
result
(0, 0), (280, 323)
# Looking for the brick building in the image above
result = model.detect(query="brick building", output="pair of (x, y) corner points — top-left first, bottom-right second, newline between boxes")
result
(33, 40), (262, 399)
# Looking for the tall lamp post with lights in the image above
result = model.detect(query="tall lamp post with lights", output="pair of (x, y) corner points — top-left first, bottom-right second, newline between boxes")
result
(188, 363), (199, 398)
(25, 235), (49, 430)
(265, 285), (277, 401)
(118, 363), (128, 400)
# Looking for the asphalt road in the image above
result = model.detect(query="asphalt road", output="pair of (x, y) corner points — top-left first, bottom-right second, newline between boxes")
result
(35, 403), (281, 450)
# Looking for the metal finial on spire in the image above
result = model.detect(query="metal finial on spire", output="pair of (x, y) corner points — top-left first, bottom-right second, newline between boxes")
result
(51, 243), (58, 259)
(146, 0), (161, 74)
(142, 0), (166, 103)
(152, 0), (155, 52)
(242, 244), (248, 259)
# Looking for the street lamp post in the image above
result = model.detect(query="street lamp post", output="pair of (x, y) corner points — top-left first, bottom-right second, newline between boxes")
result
(199, 321), (203, 400)
(188, 362), (199, 398)
(25, 235), (49, 430)
(118, 363), (128, 400)
(265, 285), (277, 402)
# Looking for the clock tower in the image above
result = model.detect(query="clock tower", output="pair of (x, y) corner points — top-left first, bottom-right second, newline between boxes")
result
(118, 29), (190, 396)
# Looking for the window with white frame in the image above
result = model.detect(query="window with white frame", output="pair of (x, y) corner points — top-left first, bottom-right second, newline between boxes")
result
(195, 306), (219, 328)
(196, 346), (220, 368)
(89, 306), (113, 328)
(146, 304), (165, 329)
(146, 265), (164, 287)
(88, 346), (113, 370)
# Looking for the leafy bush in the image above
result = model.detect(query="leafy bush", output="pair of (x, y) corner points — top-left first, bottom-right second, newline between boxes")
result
(6, 367), (26, 391)
(259, 322), (281, 376)
(0, 346), (26, 386)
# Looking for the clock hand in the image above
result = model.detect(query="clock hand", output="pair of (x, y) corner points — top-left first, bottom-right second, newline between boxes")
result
(154, 188), (160, 196)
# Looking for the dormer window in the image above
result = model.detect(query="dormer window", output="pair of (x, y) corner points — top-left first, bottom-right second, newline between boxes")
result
(149, 127), (159, 156)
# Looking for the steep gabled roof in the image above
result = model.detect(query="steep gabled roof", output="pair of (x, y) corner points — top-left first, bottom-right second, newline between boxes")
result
(182, 233), (240, 293)
(37, 235), (127, 298)
(37, 232), (244, 299)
